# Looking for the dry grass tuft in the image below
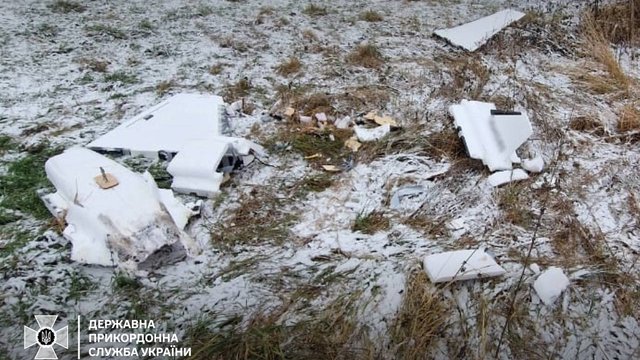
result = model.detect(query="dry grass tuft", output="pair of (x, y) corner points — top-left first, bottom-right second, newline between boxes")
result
(303, 3), (328, 16)
(223, 78), (252, 102)
(275, 57), (302, 77)
(302, 29), (318, 42)
(347, 43), (384, 69)
(590, 0), (640, 46)
(390, 271), (448, 359)
(77, 58), (108, 72)
(617, 103), (640, 132)
(155, 80), (175, 95)
(434, 55), (489, 99)
(581, 10), (631, 93)
(360, 10), (383, 22)
(423, 129), (467, 161)
(569, 115), (607, 136)
(352, 211), (390, 234)
(497, 184), (536, 228)
(210, 188), (298, 248)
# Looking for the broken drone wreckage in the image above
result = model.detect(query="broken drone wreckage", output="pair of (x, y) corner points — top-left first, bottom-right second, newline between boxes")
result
(40, 90), (544, 287)
(39, 93), (263, 267)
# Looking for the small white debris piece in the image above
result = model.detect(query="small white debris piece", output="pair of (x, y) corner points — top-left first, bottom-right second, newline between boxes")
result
(450, 100), (532, 171)
(142, 172), (194, 230)
(529, 263), (541, 274)
(315, 112), (328, 122)
(300, 116), (313, 124)
(88, 93), (224, 160)
(284, 107), (295, 117)
(167, 136), (264, 198)
(487, 169), (529, 187)
(533, 267), (570, 306)
(227, 99), (244, 115)
(354, 124), (391, 142)
(390, 185), (425, 209)
(423, 248), (506, 283)
(522, 155), (544, 173)
(41, 148), (200, 267)
(334, 116), (352, 129)
(434, 9), (526, 51)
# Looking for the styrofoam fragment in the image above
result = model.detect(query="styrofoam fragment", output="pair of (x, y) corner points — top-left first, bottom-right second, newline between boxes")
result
(423, 248), (506, 283)
(533, 267), (569, 306)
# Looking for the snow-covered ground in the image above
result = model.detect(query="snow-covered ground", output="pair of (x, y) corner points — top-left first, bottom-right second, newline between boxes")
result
(1, 0), (639, 359)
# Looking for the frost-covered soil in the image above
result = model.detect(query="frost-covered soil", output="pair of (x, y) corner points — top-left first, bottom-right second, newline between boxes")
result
(1, 0), (640, 359)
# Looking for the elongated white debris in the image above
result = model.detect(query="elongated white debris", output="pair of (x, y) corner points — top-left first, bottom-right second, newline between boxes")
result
(423, 248), (506, 283)
(88, 93), (224, 159)
(41, 148), (200, 267)
(354, 124), (391, 142)
(487, 169), (529, 187)
(533, 267), (570, 306)
(434, 9), (526, 51)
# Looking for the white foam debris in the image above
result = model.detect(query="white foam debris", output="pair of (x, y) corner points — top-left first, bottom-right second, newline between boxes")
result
(450, 100), (533, 171)
(354, 124), (391, 142)
(522, 155), (544, 173)
(533, 267), (570, 306)
(423, 248), (506, 283)
(40, 148), (200, 267)
(529, 263), (541, 274)
(487, 169), (529, 187)
(434, 9), (526, 51)
(167, 137), (264, 198)
(334, 116), (352, 129)
(88, 93), (224, 160)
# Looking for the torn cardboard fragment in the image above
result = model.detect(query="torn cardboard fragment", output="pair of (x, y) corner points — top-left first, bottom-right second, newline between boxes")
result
(423, 248), (506, 283)
(40, 148), (200, 267)
(344, 137), (362, 152)
(373, 115), (398, 127)
(322, 165), (341, 172)
(434, 9), (526, 51)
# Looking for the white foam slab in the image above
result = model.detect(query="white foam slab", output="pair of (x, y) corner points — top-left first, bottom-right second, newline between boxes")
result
(434, 9), (526, 51)
(88, 93), (224, 159)
(450, 100), (532, 171)
(533, 267), (569, 306)
(41, 148), (199, 266)
(423, 249), (506, 283)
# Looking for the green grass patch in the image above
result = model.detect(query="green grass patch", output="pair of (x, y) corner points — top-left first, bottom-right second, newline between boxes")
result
(86, 24), (127, 39)
(0, 135), (17, 154)
(0, 145), (63, 219)
(0, 226), (38, 258)
(104, 71), (138, 84)
(352, 210), (390, 234)
(48, 0), (86, 13)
